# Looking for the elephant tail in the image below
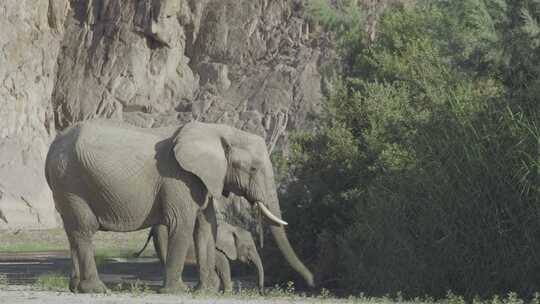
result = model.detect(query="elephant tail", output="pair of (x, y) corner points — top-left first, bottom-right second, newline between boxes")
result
(133, 229), (153, 258)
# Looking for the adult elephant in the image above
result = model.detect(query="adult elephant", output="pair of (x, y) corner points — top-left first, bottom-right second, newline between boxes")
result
(136, 222), (264, 293)
(45, 119), (314, 293)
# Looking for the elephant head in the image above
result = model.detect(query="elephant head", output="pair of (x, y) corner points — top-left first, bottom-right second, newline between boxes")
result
(173, 121), (314, 287)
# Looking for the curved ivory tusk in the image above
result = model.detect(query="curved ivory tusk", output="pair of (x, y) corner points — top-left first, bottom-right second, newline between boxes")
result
(256, 202), (288, 226)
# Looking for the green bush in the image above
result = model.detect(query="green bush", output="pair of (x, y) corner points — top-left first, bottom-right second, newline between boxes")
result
(267, 0), (540, 299)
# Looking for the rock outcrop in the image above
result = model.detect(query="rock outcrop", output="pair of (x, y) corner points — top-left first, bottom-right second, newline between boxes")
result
(0, 0), (331, 229)
(0, 0), (68, 229)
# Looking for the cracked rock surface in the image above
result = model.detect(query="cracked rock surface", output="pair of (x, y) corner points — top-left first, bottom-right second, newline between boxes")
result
(0, 0), (65, 229)
(0, 0), (335, 229)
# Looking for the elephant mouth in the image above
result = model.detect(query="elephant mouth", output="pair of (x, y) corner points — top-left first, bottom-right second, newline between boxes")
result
(256, 201), (288, 226)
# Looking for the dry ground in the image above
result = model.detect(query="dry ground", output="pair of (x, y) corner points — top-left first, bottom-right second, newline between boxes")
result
(0, 229), (376, 303)
(0, 228), (245, 287)
(0, 285), (351, 304)
(1, 229), (340, 303)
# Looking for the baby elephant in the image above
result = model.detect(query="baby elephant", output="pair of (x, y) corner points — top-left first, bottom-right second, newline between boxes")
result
(136, 223), (264, 293)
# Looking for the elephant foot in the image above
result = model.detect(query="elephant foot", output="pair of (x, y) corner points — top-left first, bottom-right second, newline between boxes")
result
(159, 281), (188, 294)
(69, 277), (80, 293)
(222, 286), (233, 294)
(222, 280), (232, 294)
(194, 282), (219, 294)
(258, 287), (265, 296)
(78, 279), (108, 294)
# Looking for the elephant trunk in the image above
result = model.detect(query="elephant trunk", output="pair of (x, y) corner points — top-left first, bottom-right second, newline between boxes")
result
(270, 225), (314, 287)
(262, 155), (314, 287)
(250, 251), (264, 292)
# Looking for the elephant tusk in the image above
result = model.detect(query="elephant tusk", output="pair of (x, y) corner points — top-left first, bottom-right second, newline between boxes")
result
(256, 206), (264, 248)
(256, 202), (288, 226)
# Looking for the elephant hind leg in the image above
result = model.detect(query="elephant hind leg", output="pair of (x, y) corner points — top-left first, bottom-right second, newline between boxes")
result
(57, 194), (106, 293)
(68, 231), (107, 293)
(66, 237), (80, 292)
(152, 224), (168, 267)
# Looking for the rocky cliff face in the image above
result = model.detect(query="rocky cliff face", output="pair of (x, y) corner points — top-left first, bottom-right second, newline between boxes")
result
(0, 0), (331, 229)
(0, 1), (65, 228)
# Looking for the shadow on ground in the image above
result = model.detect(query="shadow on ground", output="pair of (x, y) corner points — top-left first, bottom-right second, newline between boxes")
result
(0, 251), (256, 291)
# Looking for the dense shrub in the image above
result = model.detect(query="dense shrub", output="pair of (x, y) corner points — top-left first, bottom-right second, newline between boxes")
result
(266, 0), (540, 298)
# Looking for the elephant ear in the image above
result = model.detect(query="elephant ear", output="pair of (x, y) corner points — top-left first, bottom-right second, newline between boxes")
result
(216, 223), (238, 260)
(173, 121), (227, 198)
(234, 229), (256, 248)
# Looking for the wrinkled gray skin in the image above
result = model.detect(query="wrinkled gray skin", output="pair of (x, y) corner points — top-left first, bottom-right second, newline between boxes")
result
(45, 119), (314, 294)
(136, 223), (264, 293)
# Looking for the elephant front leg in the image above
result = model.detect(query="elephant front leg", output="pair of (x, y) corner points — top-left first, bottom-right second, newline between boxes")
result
(195, 204), (218, 291)
(215, 250), (232, 293)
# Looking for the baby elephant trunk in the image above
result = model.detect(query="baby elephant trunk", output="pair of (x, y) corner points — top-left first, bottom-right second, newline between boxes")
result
(249, 250), (264, 293)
